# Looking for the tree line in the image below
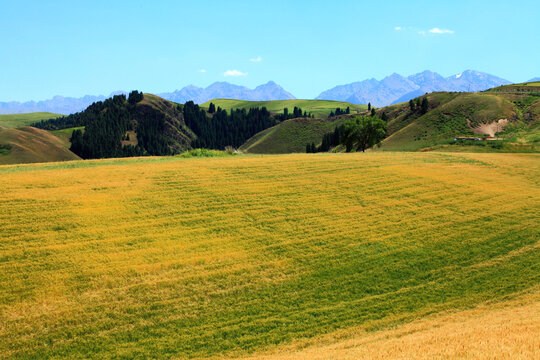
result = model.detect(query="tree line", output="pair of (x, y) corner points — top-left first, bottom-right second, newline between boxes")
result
(184, 101), (278, 149)
(33, 93), (320, 160)
(275, 106), (313, 121)
(328, 107), (350, 117)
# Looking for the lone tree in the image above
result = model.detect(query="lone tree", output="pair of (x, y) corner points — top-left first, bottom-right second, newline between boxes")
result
(368, 102), (371, 111)
(341, 115), (386, 152)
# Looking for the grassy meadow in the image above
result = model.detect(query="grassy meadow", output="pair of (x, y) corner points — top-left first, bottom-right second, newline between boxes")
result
(0, 152), (538, 359)
(201, 99), (367, 118)
(0, 112), (62, 129)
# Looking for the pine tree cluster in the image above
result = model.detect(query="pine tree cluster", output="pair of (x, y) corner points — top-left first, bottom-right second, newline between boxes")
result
(328, 107), (350, 117)
(184, 101), (277, 149)
(306, 124), (345, 153)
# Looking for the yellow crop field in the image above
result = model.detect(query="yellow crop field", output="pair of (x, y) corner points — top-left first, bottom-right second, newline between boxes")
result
(0, 152), (539, 359)
(236, 289), (540, 360)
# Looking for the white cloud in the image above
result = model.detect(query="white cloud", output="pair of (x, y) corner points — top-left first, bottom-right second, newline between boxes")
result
(198, 69), (206, 73)
(249, 56), (262, 63)
(394, 26), (402, 31)
(224, 70), (248, 77)
(428, 27), (454, 34)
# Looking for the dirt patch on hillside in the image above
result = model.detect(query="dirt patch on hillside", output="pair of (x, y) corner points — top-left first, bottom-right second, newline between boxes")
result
(468, 118), (508, 137)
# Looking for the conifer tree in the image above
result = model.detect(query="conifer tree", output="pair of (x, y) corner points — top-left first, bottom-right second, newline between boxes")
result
(421, 97), (429, 114)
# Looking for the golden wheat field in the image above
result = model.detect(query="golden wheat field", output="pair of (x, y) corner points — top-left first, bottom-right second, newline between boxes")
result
(0, 152), (539, 359)
(236, 289), (540, 360)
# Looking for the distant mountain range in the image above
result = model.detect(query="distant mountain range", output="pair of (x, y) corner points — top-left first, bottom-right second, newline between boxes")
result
(0, 71), (527, 115)
(0, 92), (127, 115)
(316, 70), (512, 107)
(527, 77), (540, 82)
(0, 82), (295, 115)
(158, 81), (295, 104)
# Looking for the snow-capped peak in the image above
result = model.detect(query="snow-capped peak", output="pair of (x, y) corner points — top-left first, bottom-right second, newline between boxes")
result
(455, 73), (462, 79)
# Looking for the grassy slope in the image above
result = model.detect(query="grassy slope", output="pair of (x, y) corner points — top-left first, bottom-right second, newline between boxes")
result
(240, 117), (350, 153)
(138, 93), (196, 150)
(378, 92), (539, 152)
(0, 126), (80, 164)
(0, 112), (62, 128)
(201, 99), (367, 118)
(487, 81), (540, 93)
(51, 126), (85, 148)
(0, 152), (538, 359)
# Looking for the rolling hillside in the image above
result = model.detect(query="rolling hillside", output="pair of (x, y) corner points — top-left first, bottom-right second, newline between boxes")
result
(240, 116), (351, 153)
(136, 93), (196, 150)
(0, 112), (62, 128)
(0, 152), (538, 359)
(487, 81), (540, 93)
(32, 93), (198, 159)
(376, 91), (539, 152)
(201, 99), (366, 118)
(0, 126), (80, 164)
(236, 90), (538, 154)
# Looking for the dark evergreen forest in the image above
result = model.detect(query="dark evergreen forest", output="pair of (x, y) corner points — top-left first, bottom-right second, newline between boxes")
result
(184, 101), (277, 149)
(33, 94), (310, 159)
(306, 124), (346, 153)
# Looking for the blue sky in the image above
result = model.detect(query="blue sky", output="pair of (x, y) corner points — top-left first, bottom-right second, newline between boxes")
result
(1, 0), (538, 101)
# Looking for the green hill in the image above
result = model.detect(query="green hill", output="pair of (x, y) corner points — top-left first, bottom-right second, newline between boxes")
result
(236, 91), (539, 154)
(0, 112), (62, 128)
(376, 91), (539, 152)
(137, 93), (195, 150)
(240, 116), (351, 153)
(487, 81), (540, 93)
(32, 93), (198, 159)
(201, 99), (366, 118)
(0, 152), (538, 359)
(0, 126), (80, 164)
